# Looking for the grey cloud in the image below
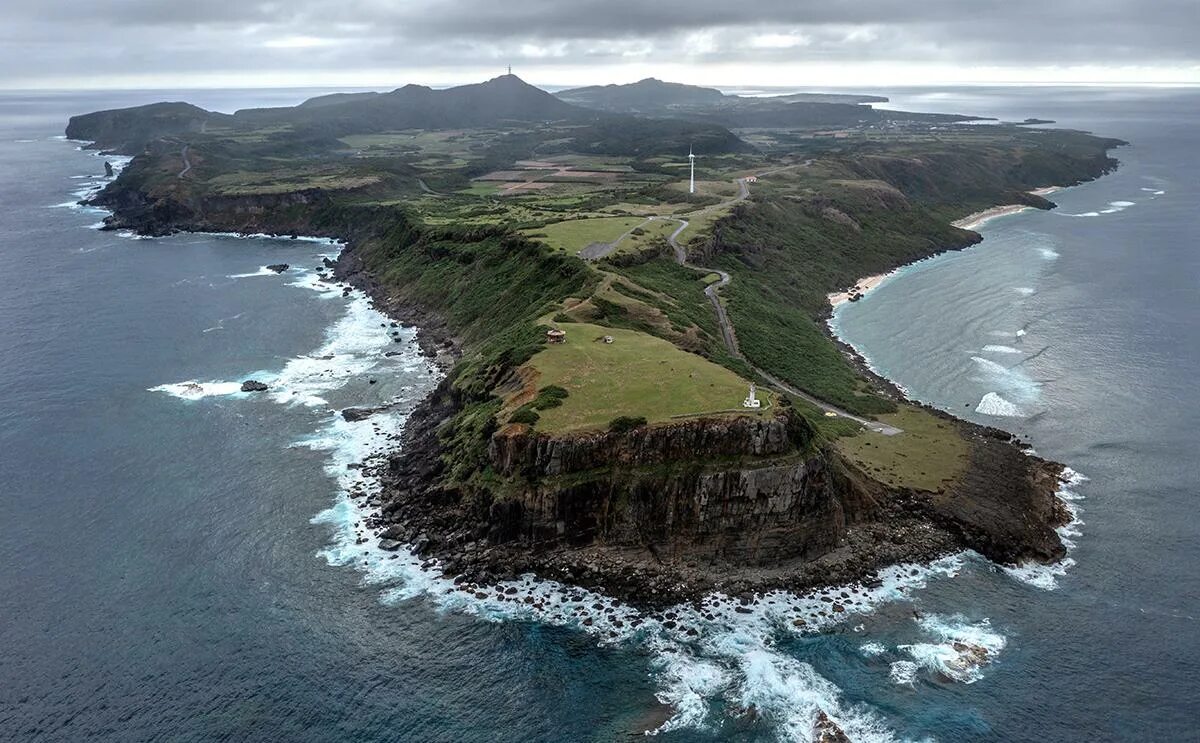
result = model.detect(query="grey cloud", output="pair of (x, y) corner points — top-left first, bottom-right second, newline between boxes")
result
(0, 0), (1196, 86)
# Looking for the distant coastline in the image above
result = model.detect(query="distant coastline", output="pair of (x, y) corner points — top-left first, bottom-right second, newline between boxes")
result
(828, 186), (1068, 308)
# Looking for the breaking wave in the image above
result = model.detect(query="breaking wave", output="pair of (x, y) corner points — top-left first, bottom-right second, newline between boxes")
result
(975, 392), (1023, 417)
(895, 615), (1007, 685)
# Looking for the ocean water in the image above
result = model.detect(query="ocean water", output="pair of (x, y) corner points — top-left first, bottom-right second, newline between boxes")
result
(1, 87), (1196, 742)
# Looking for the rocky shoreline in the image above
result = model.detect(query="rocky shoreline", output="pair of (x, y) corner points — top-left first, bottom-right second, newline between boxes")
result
(86, 172), (1074, 610)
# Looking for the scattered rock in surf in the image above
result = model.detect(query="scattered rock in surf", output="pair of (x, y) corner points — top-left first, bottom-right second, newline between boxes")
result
(341, 407), (376, 422)
(814, 711), (850, 743)
(265, 263), (289, 273)
(104, 161), (114, 177)
(240, 380), (268, 392)
(377, 539), (404, 552)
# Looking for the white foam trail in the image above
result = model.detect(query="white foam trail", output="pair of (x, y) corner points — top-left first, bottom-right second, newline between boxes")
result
(267, 295), (418, 407)
(150, 380), (246, 400)
(975, 392), (1023, 417)
(1039, 247), (1060, 260)
(970, 356), (1040, 404)
(896, 615), (1006, 685)
(1013, 287), (1036, 296)
(982, 345), (1022, 354)
(1016, 328), (1027, 337)
(287, 271), (344, 299)
(228, 266), (281, 278)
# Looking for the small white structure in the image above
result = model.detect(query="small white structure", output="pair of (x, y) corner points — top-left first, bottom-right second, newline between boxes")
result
(742, 383), (761, 409)
(688, 147), (696, 194)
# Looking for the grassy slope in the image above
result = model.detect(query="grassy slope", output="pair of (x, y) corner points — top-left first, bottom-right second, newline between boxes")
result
(523, 322), (771, 433)
(521, 216), (646, 254)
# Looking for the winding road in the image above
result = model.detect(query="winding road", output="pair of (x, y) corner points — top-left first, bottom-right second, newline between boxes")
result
(668, 169), (903, 436)
(178, 145), (192, 179)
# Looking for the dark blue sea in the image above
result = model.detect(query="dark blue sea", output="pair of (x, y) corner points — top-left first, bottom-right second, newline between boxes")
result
(0, 87), (1196, 742)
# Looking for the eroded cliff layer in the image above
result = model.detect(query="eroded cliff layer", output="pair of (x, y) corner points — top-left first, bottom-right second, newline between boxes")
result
(371, 384), (1067, 605)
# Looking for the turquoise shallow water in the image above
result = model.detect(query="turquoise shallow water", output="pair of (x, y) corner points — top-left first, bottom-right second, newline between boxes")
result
(0, 87), (1196, 742)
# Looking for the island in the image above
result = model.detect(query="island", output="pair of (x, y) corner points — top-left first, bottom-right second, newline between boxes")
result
(67, 74), (1124, 605)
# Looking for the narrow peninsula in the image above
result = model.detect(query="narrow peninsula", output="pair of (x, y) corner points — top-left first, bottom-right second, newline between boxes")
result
(68, 75), (1124, 605)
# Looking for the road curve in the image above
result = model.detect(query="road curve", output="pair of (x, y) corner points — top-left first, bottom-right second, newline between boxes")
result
(669, 173), (902, 436)
(178, 145), (192, 179)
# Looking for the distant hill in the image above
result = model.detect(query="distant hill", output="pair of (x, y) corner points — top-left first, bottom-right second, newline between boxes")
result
(556, 78), (726, 112)
(66, 75), (750, 157)
(556, 78), (887, 113)
(66, 102), (232, 152)
(554, 78), (977, 129)
(237, 75), (591, 133)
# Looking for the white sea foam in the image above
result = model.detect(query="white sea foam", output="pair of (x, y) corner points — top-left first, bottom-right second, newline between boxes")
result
(889, 661), (919, 686)
(1013, 287), (1036, 296)
(982, 344), (1022, 354)
(1039, 247), (1060, 260)
(860, 642), (888, 657)
(896, 615), (1006, 685)
(1016, 328), (1027, 337)
(975, 392), (1023, 417)
(150, 380), (247, 400)
(1003, 469), (1089, 590)
(228, 266), (281, 278)
(970, 356), (1040, 404)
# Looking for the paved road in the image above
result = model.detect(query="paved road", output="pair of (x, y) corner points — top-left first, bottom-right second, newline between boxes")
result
(578, 215), (659, 261)
(667, 169), (902, 436)
(178, 145), (192, 179)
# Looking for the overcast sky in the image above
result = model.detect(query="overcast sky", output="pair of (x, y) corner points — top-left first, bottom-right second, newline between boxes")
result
(2, 0), (1197, 89)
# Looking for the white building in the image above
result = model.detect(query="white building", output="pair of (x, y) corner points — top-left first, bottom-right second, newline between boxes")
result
(742, 383), (761, 409)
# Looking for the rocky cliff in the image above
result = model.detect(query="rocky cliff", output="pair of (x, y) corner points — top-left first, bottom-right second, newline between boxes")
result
(371, 384), (1067, 605)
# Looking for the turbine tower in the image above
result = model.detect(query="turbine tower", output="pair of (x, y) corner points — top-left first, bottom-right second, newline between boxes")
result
(688, 146), (696, 194)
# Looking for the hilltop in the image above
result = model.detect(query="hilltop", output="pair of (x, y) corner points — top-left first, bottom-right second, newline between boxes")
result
(555, 77), (972, 129)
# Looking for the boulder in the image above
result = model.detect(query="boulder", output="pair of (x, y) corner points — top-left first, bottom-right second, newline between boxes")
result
(378, 539), (404, 552)
(342, 407), (376, 422)
(240, 380), (268, 392)
(104, 161), (114, 177)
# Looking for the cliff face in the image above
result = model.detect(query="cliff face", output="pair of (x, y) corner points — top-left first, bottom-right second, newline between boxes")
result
(93, 180), (340, 237)
(481, 412), (879, 564)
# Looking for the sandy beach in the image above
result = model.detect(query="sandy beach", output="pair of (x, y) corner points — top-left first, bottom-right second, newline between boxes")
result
(831, 186), (1069, 307)
(828, 271), (893, 308)
(951, 203), (1032, 231)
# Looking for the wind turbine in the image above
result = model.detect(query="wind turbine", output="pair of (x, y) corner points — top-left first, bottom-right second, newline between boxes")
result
(688, 146), (695, 194)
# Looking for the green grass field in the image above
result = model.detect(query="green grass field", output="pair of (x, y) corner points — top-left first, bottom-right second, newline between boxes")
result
(835, 405), (969, 491)
(609, 217), (677, 255)
(523, 216), (647, 255)
(524, 323), (772, 433)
